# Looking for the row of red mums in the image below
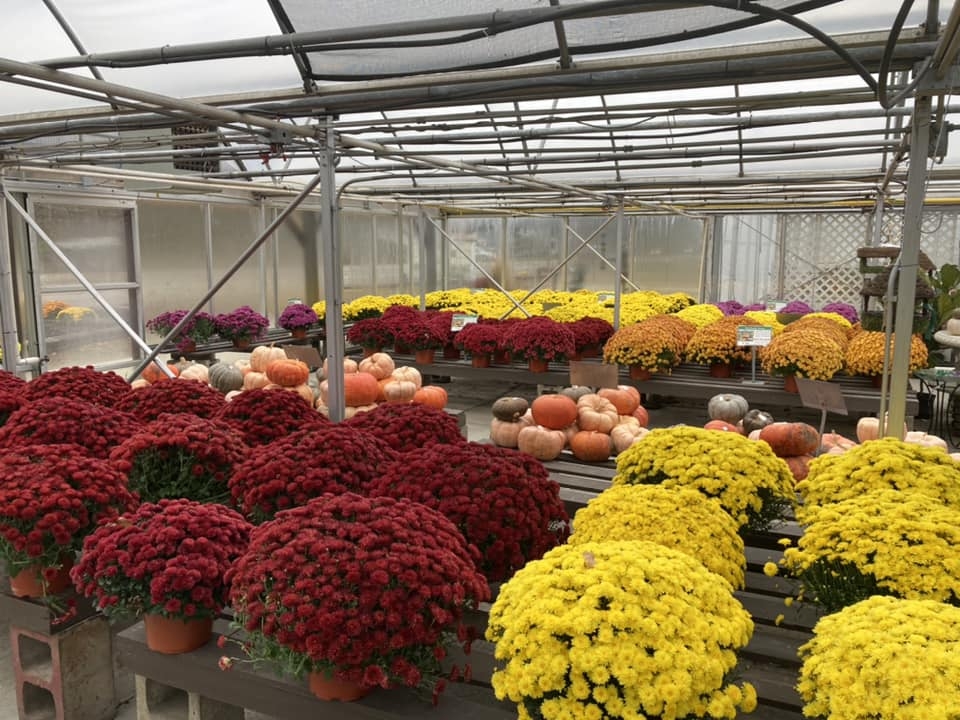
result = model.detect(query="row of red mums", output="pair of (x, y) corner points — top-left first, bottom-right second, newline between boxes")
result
(0, 365), (568, 703)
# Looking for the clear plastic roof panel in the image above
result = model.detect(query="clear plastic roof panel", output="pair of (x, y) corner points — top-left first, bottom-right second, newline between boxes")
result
(269, 0), (844, 79)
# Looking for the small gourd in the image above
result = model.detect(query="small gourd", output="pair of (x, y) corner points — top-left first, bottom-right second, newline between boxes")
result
(741, 409), (775, 435)
(492, 397), (530, 422)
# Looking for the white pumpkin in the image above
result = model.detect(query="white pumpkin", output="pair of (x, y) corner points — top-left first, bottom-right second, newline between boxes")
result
(358, 352), (395, 380)
(391, 365), (422, 389)
(576, 394), (619, 434)
(611, 423), (649, 453)
(707, 393), (749, 424)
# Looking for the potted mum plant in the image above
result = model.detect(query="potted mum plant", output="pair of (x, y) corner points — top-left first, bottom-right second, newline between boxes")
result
(685, 315), (752, 377)
(109, 414), (247, 504)
(277, 303), (319, 340)
(345, 317), (394, 355)
(71, 499), (252, 654)
(759, 328), (846, 391)
(486, 540), (758, 720)
(500, 316), (576, 373)
(391, 314), (448, 364)
(614, 425), (796, 533)
(146, 310), (217, 353)
(0, 443), (136, 598)
(214, 306), (269, 349)
(367, 442), (569, 581)
(226, 493), (490, 702)
(844, 331), (928, 385)
(798, 596), (960, 719)
(566, 316), (614, 359)
(602, 314), (695, 379)
(452, 322), (503, 367)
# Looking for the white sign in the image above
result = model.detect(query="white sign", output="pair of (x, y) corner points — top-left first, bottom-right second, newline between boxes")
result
(451, 314), (479, 332)
(736, 325), (773, 347)
(765, 300), (787, 312)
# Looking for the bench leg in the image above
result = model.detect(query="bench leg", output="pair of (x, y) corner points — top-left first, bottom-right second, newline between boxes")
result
(135, 675), (243, 720)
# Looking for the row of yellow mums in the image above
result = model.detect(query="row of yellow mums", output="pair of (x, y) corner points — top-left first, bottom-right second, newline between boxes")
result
(486, 425), (800, 719)
(766, 438), (960, 719)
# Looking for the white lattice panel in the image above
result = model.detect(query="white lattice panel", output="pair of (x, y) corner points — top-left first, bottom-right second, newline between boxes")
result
(781, 214), (866, 307)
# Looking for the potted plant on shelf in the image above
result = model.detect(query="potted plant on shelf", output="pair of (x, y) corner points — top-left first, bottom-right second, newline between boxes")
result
(0, 443), (136, 599)
(108, 414), (247, 504)
(566, 316), (614, 359)
(759, 328), (845, 391)
(71, 499), (252, 654)
(214, 306), (269, 349)
(391, 315), (448, 365)
(684, 315), (752, 378)
(486, 541), (758, 720)
(226, 493), (490, 702)
(844, 331), (928, 386)
(345, 317), (394, 356)
(798, 596), (960, 719)
(146, 310), (217, 353)
(602, 314), (696, 379)
(452, 322), (503, 367)
(277, 303), (319, 340)
(775, 299), (815, 325)
(500, 316), (576, 373)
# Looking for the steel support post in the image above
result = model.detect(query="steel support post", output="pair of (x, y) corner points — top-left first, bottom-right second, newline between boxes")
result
(320, 121), (346, 422)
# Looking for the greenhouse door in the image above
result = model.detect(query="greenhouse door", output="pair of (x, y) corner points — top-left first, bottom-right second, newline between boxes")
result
(26, 196), (141, 373)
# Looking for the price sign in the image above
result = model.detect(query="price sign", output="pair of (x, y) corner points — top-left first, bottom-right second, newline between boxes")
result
(736, 325), (773, 347)
(765, 300), (787, 311)
(451, 314), (479, 332)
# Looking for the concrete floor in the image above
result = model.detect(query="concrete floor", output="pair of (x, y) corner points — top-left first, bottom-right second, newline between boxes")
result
(0, 374), (898, 719)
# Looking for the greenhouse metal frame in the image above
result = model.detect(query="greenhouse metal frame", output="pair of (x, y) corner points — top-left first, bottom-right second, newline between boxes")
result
(2, 0), (960, 423)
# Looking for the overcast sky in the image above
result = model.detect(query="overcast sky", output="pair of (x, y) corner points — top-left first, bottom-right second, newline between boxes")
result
(0, 1), (936, 118)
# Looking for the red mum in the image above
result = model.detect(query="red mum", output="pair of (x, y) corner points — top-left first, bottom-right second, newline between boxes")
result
(368, 442), (569, 581)
(344, 403), (465, 453)
(22, 366), (131, 408)
(116, 379), (225, 420)
(215, 388), (330, 446)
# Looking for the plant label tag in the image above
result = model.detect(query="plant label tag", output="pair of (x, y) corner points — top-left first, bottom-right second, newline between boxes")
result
(451, 314), (479, 332)
(736, 326), (773, 347)
(795, 377), (848, 416)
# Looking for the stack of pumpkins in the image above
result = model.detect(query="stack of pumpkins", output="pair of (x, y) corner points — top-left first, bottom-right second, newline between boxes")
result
(314, 351), (447, 418)
(489, 385), (649, 463)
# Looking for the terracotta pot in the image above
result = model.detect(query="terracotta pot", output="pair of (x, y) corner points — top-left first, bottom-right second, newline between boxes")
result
(528, 358), (549, 373)
(414, 348), (436, 365)
(307, 670), (371, 702)
(708, 363), (734, 379)
(8, 556), (74, 598)
(362, 346), (382, 358)
(179, 339), (197, 354)
(783, 375), (799, 393)
(232, 338), (252, 351)
(492, 350), (512, 365)
(471, 354), (491, 368)
(143, 614), (214, 654)
(629, 365), (652, 381)
(290, 327), (308, 341)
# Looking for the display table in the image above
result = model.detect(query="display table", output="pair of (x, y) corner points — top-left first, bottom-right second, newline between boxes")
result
(914, 367), (960, 444)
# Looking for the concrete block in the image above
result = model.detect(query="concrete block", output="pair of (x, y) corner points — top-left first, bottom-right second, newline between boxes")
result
(11, 615), (115, 720)
(135, 675), (243, 720)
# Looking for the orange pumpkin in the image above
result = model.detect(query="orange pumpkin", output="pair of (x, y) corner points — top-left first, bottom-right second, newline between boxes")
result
(265, 358), (310, 387)
(413, 385), (448, 410)
(357, 352), (395, 380)
(632, 405), (649, 428)
(576, 394), (619, 434)
(597, 387), (639, 415)
(531, 394), (579, 430)
(343, 372), (380, 406)
(517, 425), (566, 461)
(820, 432), (857, 453)
(570, 430), (612, 462)
(704, 419), (741, 433)
(783, 455), (813, 483)
(758, 422), (819, 457)
(140, 361), (179, 384)
(178, 363), (209, 383)
(250, 345), (287, 373)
